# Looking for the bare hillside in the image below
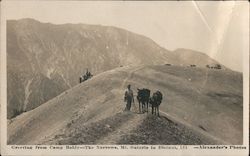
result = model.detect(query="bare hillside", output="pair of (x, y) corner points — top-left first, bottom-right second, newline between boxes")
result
(7, 19), (225, 119)
(7, 65), (242, 145)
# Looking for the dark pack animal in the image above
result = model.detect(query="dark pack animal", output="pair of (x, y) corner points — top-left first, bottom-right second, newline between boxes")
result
(149, 91), (163, 116)
(137, 88), (150, 113)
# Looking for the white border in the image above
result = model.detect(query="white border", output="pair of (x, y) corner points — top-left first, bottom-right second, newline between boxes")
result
(0, 1), (249, 156)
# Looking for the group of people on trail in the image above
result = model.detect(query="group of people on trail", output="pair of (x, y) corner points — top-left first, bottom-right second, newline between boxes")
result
(79, 69), (93, 83)
(124, 84), (163, 116)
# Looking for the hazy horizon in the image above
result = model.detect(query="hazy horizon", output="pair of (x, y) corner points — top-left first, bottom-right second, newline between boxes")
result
(2, 1), (249, 72)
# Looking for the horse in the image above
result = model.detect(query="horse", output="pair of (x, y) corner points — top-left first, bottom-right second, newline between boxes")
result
(149, 91), (163, 116)
(137, 88), (150, 113)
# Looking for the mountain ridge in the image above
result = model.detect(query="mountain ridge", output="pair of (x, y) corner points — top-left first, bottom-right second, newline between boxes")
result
(7, 64), (242, 145)
(7, 18), (229, 119)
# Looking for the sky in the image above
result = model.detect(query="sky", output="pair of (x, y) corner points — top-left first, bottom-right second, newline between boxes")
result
(2, 1), (249, 72)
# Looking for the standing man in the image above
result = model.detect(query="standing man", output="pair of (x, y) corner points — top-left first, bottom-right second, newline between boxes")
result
(124, 84), (134, 111)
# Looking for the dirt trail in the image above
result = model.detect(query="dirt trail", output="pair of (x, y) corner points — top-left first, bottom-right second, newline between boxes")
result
(97, 113), (146, 144)
(121, 65), (144, 88)
(96, 66), (146, 144)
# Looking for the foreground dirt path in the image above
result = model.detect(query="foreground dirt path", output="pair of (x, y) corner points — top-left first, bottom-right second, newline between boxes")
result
(97, 112), (146, 144)
(41, 112), (143, 145)
(94, 66), (147, 144)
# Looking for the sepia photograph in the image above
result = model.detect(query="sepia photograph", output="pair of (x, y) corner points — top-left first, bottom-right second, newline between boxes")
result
(0, 1), (249, 156)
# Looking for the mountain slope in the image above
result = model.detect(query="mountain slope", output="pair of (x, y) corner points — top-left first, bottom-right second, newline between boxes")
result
(7, 65), (242, 145)
(7, 19), (170, 118)
(7, 18), (228, 119)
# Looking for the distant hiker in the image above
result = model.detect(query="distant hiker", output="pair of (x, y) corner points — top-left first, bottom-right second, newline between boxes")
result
(86, 68), (90, 77)
(86, 68), (89, 75)
(124, 84), (135, 111)
(79, 76), (82, 83)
